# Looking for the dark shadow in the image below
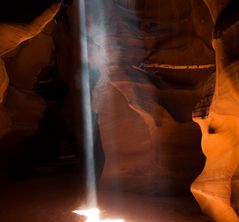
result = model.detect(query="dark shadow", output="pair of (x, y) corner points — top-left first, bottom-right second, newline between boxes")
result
(0, 0), (61, 23)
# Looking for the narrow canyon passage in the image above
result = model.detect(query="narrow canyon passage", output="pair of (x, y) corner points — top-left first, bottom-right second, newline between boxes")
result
(0, 0), (238, 222)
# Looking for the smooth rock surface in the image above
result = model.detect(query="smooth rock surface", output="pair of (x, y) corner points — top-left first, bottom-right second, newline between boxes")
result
(0, 3), (59, 139)
(191, 0), (239, 221)
(89, 0), (213, 195)
(7, 32), (53, 90)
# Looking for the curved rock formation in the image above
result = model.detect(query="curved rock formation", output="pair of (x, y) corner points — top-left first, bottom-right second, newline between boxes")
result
(0, 3), (60, 138)
(87, 0), (214, 195)
(191, 0), (239, 221)
(0, 2), (60, 183)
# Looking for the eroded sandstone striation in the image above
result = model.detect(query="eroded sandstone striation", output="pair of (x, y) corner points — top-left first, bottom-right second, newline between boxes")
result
(0, 3), (60, 181)
(86, 0), (215, 195)
(191, 0), (239, 221)
(1, 1), (239, 221)
(0, 3), (59, 136)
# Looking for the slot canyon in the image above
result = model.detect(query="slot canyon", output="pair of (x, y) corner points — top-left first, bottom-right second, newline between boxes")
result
(0, 0), (238, 221)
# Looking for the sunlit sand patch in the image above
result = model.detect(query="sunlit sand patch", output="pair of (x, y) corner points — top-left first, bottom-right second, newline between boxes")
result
(73, 208), (125, 222)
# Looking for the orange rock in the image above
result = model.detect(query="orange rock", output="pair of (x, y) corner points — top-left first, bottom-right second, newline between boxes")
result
(0, 3), (60, 56)
(0, 3), (60, 137)
(191, 1), (239, 221)
(7, 33), (53, 90)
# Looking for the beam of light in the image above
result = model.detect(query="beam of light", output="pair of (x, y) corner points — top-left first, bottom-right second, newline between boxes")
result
(76, 2), (125, 221)
(73, 208), (125, 222)
(78, 0), (97, 208)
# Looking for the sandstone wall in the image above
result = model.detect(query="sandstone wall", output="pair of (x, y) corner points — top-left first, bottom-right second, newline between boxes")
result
(86, 0), (215, 195)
